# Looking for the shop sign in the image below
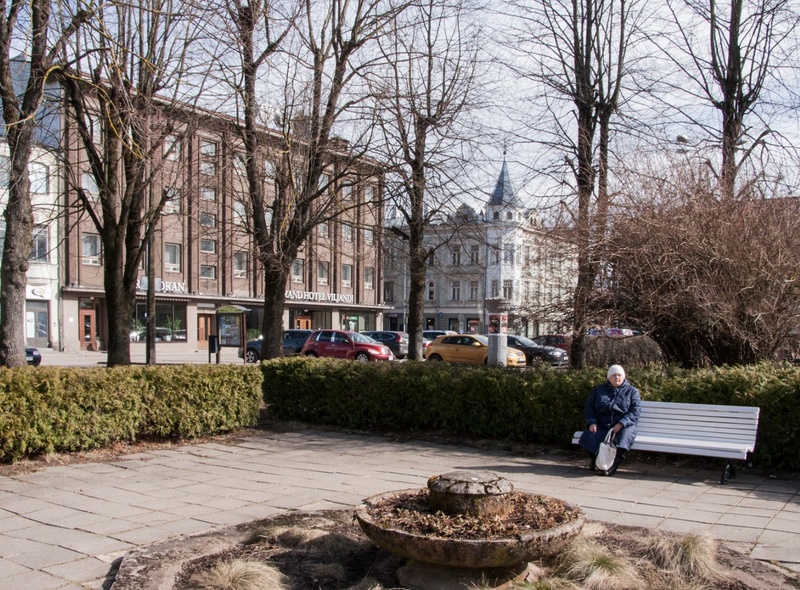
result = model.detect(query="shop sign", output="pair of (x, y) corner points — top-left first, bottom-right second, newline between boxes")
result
(136, 277), (187, 294)
(285, 290), (354, 304)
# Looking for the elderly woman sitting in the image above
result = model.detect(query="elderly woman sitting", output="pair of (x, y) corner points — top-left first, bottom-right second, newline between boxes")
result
(579, 364), (641, 476)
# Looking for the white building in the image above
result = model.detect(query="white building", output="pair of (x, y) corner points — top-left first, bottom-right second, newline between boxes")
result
(383, 160), (576, 336)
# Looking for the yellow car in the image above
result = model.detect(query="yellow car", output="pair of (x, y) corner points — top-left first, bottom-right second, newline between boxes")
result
(424, 334), (527, 366)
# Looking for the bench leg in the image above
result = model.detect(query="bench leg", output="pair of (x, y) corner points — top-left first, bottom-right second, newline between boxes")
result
(720, 461), (737, 485)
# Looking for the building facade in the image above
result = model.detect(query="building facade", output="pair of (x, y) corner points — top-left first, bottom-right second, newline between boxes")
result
(58, 108), (386, 353)
(383, 161), (576, 336)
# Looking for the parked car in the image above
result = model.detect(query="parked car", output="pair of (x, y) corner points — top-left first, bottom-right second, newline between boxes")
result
(302, 330), (394, 362)
(26, 347), (42, 366)
(424, 334), (526, 366)
(423, 330), (457, 340)
(531, 334), (572, 352)
(240, 329), (313, 363)
(361, 331), (409, 359)
(500, 334), (569, 367)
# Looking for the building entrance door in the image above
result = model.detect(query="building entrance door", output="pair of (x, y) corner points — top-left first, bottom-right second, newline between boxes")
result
(79, 309), (97, 351)
(294, 316), (311, 330)
(197, 314), (215, 349)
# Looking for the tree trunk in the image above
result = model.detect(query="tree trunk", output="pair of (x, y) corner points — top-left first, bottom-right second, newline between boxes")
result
(261, 263), (290, 359)
(104, 237), (133, 367)
(0, 144), (34, 367)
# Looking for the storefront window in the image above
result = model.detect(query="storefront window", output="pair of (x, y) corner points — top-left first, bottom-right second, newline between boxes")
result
(133, 303), (186, 342)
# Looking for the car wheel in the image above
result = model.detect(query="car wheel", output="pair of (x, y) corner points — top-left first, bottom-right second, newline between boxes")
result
(355, 352), (370, 362)
(245, 349), (259, 363)
(529, 355), (544, 367)
(305, 351), (318, 357)
(427, 354), (443, 361)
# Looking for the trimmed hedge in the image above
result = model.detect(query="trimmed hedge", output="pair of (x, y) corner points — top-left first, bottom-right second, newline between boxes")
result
(0, 364), (262, 462)
(262, 359), (800, 471)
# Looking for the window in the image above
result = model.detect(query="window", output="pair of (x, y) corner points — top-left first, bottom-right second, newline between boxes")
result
(427, 250), (435, 266)
(491, 279), (499, 298)
(503, 279), (513, 299)
(82, 172), (99, 199)
(200, 239), (216, 253)
(319, 221), (329, 238)
(86, 113), (102, 145)
(365, 186), (374, 202)
(200, 187), (216, 201)
(470, 245), (480, 264)
(234, 252), (248, 278)
(82, 233), (101, 265)
(506, 211), (513, 220)
(451, 247), (461, 266)
(365, 266), (374, 290)
(263, 159), (275, 179)
(492, 244), (501, 264)
(163, 188), (181, 214)
(200, 139), (217, 157)
(342, 263), (352, 287)
(318, 261), (329, 285)
(427, 281), (435, 301)
(164, 134), (180, 161)
(318, 173), (329, 190)
(525, 246), (532, 266)
(341, 184), (352, 200)
(384, 281), (395, 302)
(233, 200), (246, 224)
(29, 162), (49, 194)
(0, 155), (8, 186)
(364, 228), (374, 245)
(342, 223), (352, 242)
(200, 160), (216, 176)
(504, 243), (514, 264)
(234, 152), (247, 174)
(199, 264), (216, 279)
(164, 243), (181, 272)
(30, 225), (48, 262)
(493, 211), (500, 220)
(451, 281), (460, 301)
(200, 213), (216, 227)
(469, 281), (479, 301)
(292, 258), (304, 283)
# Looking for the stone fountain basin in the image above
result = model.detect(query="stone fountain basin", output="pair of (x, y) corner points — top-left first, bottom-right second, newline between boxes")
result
(355, 489), (585, 569)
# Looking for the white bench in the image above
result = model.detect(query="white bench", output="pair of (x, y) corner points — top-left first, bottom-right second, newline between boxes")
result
(572, 400), (760, 484)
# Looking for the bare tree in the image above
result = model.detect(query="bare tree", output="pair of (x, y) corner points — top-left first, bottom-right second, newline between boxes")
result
(371, 0), (481, 360)
(0, 1), (91, 367)
(658, 0), (799, 200)
(61, 0), (204, 366)
(214, 0), (404, 359)
(502, 0), (641, 367)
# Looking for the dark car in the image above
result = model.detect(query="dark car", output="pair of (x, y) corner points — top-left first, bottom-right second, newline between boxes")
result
(361, 331), (409, 359)
(240, 329), (313, 363)
(26, 347), (42, 366)
(531, 334), (572, 353)
(301, 330), (394, 362)
(501, 334), (569, 367)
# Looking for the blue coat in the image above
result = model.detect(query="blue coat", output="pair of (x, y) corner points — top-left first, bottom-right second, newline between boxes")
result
(579, 380), (641, 454)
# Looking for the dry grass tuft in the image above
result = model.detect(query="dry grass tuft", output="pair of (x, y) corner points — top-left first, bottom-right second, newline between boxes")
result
(345, 577), (384, 590)
(557, 537), (639, 590)
(306, 562), (348, 583)
(511, 578), (582, 589)
(189, 559), (287, 590)
(271, 527), (327, 548)
(643, 532), (719, 579)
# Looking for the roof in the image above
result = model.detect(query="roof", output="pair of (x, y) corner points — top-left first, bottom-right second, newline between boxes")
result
(488, 159), (523, 208)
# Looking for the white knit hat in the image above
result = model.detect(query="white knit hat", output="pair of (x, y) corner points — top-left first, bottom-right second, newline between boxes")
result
(607, 364), (625, 379)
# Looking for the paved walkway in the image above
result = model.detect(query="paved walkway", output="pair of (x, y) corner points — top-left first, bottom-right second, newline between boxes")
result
(0, 428), (798, 589)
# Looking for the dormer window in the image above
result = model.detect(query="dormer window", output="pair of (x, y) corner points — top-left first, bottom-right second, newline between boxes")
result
(493, 211), (500, 220)
(506, 211), (513, 220)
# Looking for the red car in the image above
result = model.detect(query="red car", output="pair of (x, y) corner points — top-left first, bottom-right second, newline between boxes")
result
(301, 330), (394, 362)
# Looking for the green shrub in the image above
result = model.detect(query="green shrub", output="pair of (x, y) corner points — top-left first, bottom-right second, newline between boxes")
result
(261, 359), (800, 470)
(0, 364), (261, 463)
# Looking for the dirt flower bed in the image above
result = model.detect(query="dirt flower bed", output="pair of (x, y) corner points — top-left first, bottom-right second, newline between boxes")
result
(365, 489), (581, 540)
